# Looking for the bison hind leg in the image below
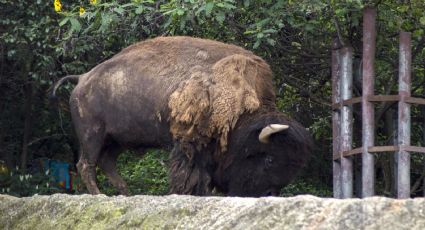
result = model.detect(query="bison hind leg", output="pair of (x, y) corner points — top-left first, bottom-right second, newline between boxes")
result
(98, 145), (129, 195)
(74, 119), (106, 195)
(168, 142), (215, 195)
(77, 154), (101, 195)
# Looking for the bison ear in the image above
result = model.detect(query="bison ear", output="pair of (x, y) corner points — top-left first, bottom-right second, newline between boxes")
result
(259, 124), (289, 144)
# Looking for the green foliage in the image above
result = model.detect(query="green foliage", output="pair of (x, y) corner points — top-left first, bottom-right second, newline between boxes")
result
(1, 0), (62, 83)
(280, 179), (332, 197)
(0, 167), (64, 197)
(96, 150), (169, 196)
(161, 0), (236, 34)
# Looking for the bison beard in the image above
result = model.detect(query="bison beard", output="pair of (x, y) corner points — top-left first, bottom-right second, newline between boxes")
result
(51, 36), (313, 197)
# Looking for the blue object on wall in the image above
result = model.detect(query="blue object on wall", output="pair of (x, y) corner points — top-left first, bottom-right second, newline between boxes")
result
(42, 159), (71, 190)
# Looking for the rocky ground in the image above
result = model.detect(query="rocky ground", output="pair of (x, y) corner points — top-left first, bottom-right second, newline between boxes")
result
(1, 194), (424, 229)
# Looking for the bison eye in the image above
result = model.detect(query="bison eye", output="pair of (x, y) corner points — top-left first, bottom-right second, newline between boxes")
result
(265, 155), (273, 168)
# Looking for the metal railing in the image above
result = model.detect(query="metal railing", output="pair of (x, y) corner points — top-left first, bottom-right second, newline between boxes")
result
(332, 7), (425, 198)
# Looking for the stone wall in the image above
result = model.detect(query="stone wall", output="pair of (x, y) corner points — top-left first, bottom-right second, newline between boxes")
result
(1, 194), (425, 229)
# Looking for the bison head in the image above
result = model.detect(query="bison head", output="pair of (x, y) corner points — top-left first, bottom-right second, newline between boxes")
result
(213, 112), (313, 197)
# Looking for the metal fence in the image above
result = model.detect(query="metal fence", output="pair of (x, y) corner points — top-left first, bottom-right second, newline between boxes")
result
(332, 7), (425, 198)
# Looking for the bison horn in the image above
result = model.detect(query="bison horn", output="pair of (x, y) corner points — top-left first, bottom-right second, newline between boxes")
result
(259, 124), (289, 144)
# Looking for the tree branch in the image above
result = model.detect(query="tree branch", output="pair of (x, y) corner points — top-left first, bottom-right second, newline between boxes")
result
(27, 134), (69, 147)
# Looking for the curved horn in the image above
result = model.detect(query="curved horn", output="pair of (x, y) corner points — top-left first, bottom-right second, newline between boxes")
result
(259, 124), (289, 144)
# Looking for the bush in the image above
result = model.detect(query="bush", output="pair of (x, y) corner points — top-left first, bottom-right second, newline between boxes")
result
(280, 179), (332, 197)
(97, 150), (169, 196)
(0, 167), (65, 197)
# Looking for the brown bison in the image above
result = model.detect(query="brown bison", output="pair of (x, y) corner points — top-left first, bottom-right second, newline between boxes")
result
(52, 36), (312, 197)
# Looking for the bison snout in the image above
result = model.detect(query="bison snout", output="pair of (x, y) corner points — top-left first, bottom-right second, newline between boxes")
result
(264, 188), (280, 196)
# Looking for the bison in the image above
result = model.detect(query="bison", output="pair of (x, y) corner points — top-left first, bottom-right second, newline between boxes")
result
(52, 36), (313, 197)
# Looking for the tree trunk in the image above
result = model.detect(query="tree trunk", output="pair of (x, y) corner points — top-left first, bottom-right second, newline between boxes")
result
(382, 108), (395, 196)
(0, 131), (10, 168)
(20, 82), (33, 172)
(0, 43), (14, 169)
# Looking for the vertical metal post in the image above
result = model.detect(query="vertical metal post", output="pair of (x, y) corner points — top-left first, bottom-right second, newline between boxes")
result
(361, 7), (376, 197)
(340, 47), (354, 198)
(393, 109), (399, 196)
(332, 39), (342, 198)
(397, 31), (411, 198)
(423, 106), (425, 197)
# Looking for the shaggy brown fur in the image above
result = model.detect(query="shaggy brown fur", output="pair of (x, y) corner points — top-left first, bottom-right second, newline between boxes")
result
(169, 53), (274, 154)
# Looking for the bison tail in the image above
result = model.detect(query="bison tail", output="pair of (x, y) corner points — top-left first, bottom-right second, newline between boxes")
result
(49, 75), (80, 100)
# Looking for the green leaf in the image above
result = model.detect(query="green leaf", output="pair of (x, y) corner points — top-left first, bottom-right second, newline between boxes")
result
(121, 3), (134, 8)
(253, 40), (261, 49)
(397, 5), (408, 13)
(59, 18), (69, 27)
(221, 2), (236, 10)
(277, 21), (285, 29)
(215, 11), (225, 24)
(256, 32), (264, 39)
(263, 29), (277, 34)
(420, 16), (425, 26)
(69, 18), (81, 33)
(99, 13), (111, 33)
(135, 6), (144, 14)
(176, 9), (185, 16)
(335, 8), (346, 17)
(243, 30), (256, 35)
(257, 18), (270, 27)
(205, 2), (214, 16)
(161, 8), (176, 15)
(114, 7), (124, 15)
(195, 5), (205, 16)
(244, 0), (250, 7)
(413, 29), (424, 39)
(305, 23), (314, 32)
(267, 38), (276, 46)
(291, 42), (301, 47)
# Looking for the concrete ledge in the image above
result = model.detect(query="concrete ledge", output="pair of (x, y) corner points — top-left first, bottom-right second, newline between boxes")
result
(1, 194), (425, 229)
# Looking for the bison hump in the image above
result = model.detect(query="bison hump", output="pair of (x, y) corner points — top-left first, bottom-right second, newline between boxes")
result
(169, 54), (272, 154)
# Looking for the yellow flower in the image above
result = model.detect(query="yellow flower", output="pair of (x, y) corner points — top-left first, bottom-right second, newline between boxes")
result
(54, 0), (62, 12)
(79, 6), (85, 16)
(0, 163), (8, 175)
(89, 0), (97, 5)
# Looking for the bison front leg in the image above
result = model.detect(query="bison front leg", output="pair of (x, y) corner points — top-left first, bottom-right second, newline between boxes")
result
(168, 142), (215, 195)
